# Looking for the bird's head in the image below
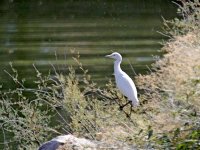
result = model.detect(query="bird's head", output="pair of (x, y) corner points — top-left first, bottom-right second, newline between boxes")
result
(105, 52), (122, 62)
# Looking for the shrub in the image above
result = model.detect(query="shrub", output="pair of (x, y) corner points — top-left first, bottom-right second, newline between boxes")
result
(0, 56), (138, 149)
(162, 0), (200, 36)
(0, 64), (57, 149)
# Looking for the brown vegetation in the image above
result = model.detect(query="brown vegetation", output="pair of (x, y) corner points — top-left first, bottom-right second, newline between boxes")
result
(136, 31), (200, 132)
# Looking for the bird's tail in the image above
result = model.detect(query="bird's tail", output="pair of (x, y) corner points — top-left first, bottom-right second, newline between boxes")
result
(132, 98), (139, 107)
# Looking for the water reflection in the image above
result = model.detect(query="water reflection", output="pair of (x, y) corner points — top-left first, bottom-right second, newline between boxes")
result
(0, 0), (177, 87)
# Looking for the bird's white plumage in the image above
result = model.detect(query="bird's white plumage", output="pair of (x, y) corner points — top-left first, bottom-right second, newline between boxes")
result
(115, 71), (138, 106)
(105, 52), (139, 106)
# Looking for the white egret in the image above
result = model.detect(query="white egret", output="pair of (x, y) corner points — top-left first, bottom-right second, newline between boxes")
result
(105, 52), (139, 115)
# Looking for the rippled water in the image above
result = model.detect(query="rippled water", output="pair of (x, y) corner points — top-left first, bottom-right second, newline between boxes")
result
(0, 0), (176, 87)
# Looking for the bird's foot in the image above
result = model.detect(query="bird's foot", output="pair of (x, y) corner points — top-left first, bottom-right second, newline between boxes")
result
(126, 113), (131, 118)
(119, 105), (124, 110)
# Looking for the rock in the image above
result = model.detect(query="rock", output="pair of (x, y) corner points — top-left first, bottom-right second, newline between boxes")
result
(38, 135), (96, 150)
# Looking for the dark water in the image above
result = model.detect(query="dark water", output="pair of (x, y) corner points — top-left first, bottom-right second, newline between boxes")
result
(0, 0), (176, 87)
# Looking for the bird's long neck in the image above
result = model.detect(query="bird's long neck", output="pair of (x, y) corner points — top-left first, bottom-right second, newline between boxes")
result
(114, 60), (122, 74)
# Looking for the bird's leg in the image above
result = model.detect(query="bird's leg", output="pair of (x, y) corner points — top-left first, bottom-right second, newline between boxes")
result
(126, 104), (133, 118)
(120, 101), (131, 110)
(129, 105), (132, 117)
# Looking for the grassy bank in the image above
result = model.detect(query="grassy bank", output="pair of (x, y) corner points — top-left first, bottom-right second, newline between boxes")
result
(134, 1), (200, 148)
(136, 31), (200, 149)
(0, 0), (200, 149)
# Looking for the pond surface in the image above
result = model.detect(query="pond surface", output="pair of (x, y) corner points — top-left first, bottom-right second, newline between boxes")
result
(0, 0), (177, 88)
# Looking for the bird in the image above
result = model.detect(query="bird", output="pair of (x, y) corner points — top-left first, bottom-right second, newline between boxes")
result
(105, 52), (139, 115)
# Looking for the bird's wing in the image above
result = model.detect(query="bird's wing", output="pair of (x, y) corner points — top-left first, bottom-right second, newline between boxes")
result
(115, 72), (138, 102)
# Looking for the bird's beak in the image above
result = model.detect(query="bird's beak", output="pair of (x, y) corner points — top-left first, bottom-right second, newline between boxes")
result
(105, 54), (112, 58)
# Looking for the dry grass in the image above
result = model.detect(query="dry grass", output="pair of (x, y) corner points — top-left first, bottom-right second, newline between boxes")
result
(136, 31), (200, 134)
